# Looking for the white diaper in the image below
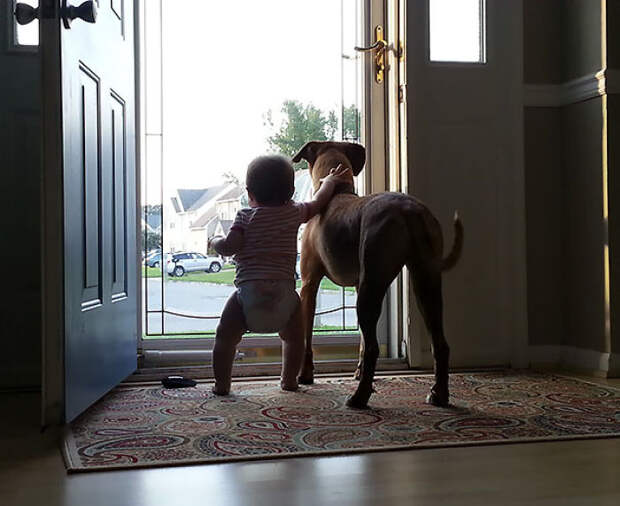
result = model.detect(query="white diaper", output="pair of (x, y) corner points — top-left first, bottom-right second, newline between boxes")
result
(237, 280), (299, 333)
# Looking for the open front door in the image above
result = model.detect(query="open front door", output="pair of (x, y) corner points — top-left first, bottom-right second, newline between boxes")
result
(41, 0), (138, 423)
(405, 0), (526, 367)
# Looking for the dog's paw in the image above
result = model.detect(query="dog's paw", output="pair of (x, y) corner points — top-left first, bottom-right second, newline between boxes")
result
(345, 391), (371, 409)
(425, 388), (449, 407)
(298, 373), (314, 385)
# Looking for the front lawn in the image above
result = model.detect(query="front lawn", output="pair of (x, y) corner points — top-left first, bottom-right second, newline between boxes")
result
(142, 266), (355, 292)
(143, 325), (359, 339)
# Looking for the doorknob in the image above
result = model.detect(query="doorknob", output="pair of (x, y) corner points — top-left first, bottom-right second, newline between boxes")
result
(14, 3), (39, 25)
(61, 0), (97, 29)
(355, 26), (386, 84)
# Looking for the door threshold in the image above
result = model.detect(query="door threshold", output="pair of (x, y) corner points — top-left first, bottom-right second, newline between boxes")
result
(126, 358), (409, 383)
(124, 364), (510, 385)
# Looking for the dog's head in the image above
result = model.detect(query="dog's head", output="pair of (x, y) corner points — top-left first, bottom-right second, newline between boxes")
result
(291, 141), (365, 191)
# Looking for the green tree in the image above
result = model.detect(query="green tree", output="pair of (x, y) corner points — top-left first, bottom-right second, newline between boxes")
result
(143, 204), (162, 216)
(265, 100), (338, 169)
(222, 170), (241, 186)
(142, 229), (161, 253)
(342, 104), (360, 141)
(142, 204), (162, 253)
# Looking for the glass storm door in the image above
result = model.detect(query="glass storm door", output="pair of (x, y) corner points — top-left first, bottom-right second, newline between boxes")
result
(138, 0), (405, 369)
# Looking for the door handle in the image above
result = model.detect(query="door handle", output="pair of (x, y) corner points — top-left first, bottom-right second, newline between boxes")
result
(14, 3), (39, 25)
(61, 0), (97, 29)
(355, 26), (386, 84)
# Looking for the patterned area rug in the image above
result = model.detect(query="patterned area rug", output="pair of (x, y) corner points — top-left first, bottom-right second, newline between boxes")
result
(63, 371), (620, 472)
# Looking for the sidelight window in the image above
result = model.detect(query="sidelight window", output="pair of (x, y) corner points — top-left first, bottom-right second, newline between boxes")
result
(11, 0), (39, 48)
(429, 0), (486, 63)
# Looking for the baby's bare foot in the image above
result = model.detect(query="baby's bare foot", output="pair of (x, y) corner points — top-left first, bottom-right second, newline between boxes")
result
(212, 385), (229, 396)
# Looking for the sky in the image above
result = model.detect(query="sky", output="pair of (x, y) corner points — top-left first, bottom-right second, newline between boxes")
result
(142, 0), (482, 201)
(15, 0), (482, 201)
(144, 0), (355, 200)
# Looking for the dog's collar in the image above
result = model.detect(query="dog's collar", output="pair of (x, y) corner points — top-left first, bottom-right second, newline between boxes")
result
(335, 182), (357, 196)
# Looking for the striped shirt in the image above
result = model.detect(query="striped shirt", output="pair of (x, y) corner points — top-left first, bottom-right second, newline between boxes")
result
(231, 201), (311, 284)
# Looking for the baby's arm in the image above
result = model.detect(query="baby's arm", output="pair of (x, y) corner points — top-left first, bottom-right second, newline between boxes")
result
(303, 164), (351, 221)
(211, 230), (243, 256)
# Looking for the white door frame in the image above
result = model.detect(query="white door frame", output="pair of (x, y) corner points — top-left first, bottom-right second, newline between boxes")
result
(134, 0), (407, 368)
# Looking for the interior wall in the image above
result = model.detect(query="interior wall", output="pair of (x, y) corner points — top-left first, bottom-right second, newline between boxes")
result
(562, 98), (607, 353)
(523, 0), (612, 365)
(523, 0), (563, 84)
(523, 107), (564, 347)
(0, 7), (42, 389)
(608, 0), (620, 69)
(563, 0), (603, 80)
(606, 0), (620, 372)
(609, 94), (620, 370)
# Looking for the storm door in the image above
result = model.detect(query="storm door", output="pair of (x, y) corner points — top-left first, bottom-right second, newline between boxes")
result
(138, 0), (406, 372)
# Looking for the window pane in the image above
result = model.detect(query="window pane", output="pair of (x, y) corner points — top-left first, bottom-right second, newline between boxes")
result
(429, 0), (485, 63)
(15, 0), (39, 46)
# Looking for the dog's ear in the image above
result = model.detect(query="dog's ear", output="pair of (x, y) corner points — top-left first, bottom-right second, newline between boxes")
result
(344, 143), (366, 176)
(291, 141), (319, 167)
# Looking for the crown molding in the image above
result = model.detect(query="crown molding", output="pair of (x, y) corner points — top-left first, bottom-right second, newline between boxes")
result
(523, 69), (619, 107)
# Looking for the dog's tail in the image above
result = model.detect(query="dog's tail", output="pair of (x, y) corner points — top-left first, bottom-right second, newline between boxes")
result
(442, 211), (463, 271)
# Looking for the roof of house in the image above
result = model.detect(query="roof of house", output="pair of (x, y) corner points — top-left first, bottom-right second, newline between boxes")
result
(188, 183), (244, 229)
(171, 197), (182, 213)
(176, 189), (208, 212)
(144, 213), (161, 231)
(220, 220), (233, 235)
(190, 208), (217, 229)
(207, 217), (221, 237)
(216, 185), (244, 202)
(185, 184), (230, 212)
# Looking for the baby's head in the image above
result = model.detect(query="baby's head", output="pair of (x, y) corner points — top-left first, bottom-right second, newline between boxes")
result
(246, 154), (295, 206)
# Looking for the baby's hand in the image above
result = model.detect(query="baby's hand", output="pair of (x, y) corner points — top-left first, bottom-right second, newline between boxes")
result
(208, 234), (225, 250)
(320, 164), (352, 185)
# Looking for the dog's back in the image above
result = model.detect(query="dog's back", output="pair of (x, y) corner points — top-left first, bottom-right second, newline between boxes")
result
(305, 190), (446, 286)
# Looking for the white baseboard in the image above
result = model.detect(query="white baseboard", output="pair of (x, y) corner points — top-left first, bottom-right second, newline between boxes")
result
(608, 352), (620, 377)
(529, 345), (615, 376)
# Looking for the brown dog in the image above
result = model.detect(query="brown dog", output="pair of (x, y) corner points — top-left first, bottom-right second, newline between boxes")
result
(292, 141), (463, 408)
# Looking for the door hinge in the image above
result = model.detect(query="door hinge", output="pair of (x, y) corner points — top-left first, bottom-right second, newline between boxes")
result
(399, 84), (407, 104)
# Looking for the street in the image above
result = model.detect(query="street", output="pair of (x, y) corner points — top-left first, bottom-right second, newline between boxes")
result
(143, 279), (357, 334)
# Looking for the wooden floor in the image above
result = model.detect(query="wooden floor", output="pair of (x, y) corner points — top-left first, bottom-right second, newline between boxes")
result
(2, 374), (619, 506)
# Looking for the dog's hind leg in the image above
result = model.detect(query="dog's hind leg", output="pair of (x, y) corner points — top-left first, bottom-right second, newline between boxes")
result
(346, 277), (388, 408)
(410, 265), (450, 407)
(353, 331), (364, 380)
(347, 217), (410, 408)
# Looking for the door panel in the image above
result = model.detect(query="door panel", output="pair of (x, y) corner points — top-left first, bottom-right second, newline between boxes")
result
(111, 91), (128, 300)
(42, 0), (138, 422)
(406, 0), (526, 367)
(77, 63), (103, 307)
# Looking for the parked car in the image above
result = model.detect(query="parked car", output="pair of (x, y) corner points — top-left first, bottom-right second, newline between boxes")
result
(166, 252), (222, 277)
(145, 250), (163, 268)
